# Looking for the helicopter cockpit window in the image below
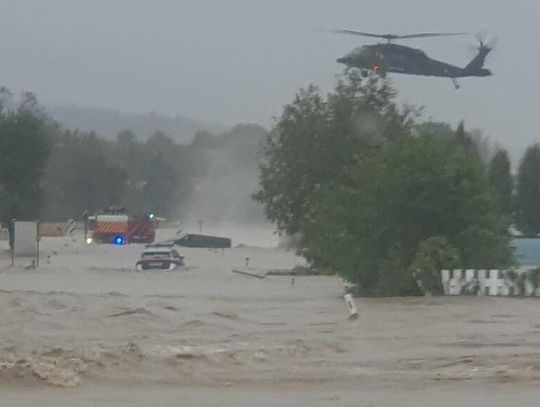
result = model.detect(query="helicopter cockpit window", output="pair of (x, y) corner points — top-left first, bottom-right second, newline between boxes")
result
(353, 47), (371, 58)
(349, 47), (364, 57)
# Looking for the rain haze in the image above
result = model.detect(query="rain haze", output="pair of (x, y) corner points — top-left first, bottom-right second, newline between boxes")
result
(4, 1), (540, 405)
(0, 0), (537, 159)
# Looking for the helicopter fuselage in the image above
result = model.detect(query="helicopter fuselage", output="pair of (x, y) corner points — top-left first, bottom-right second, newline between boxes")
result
(337, 43), (491, 78)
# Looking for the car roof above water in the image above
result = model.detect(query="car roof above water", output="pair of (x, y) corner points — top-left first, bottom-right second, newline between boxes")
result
(145, 242), (175, 248)
(141, 249), (174, 256)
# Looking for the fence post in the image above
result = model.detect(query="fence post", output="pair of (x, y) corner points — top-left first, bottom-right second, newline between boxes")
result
(9, 218), (15, 267)
(449, 269), (463, 295)
(36, 221), (40, 266)
(344, 294), (359, 320)
(441, 269), (450, 294)
(488, 270), (499, 296)
(477, 269), (487, 296)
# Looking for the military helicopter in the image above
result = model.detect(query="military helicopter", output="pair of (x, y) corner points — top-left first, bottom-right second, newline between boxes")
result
(334, 30), (493, 89)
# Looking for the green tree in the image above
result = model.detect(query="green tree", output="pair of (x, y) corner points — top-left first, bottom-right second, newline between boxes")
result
(255, 84), (330, 234)
(300, 130), (511, 295)
(488, 148), (513, 216)
(454, 120), (470, 147)
(516, 144), (540, 234)
(43, 127), (204, 220)
(256, 73), (513, 296)
(409, 237), (461, 295)
(43, 130), (127, 218)
(255, 75), (413, 235)
(0, 91), (52, 224)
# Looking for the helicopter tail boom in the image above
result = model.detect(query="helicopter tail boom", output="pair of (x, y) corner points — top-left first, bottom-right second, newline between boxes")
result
(463, 42), (492, 76)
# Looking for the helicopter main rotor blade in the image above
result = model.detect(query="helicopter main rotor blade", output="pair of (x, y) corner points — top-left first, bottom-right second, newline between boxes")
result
(398, 32), (467, 39)
(332, 29), (398, 40)
(333, 29), (467, 40)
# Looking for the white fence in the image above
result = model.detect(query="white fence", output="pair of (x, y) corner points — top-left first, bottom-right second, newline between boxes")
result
(440, 268), (540, 297)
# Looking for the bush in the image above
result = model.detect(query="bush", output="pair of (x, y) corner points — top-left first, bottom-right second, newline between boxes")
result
(409, 237), (461, 295)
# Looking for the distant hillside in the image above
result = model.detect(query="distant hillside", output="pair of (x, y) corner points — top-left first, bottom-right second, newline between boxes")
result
(45, 105), (226, 143)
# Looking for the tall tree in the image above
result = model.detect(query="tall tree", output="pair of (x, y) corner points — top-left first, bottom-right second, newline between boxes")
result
(0, 91), (51, 224)
(256, 73), (513, 295)
(488, 148), (513, 217)
(255, 84), (330, 234)
(516, 144), (540, 234)
(43, 130), (127, 219)
(255, 75), (412, 235)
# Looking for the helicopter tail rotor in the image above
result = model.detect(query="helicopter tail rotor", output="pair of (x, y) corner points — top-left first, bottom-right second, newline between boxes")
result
(464, 33), (495, 76)
(473, 31), (497, 51)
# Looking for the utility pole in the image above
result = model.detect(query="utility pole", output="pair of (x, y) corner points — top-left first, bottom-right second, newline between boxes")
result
(82, 210), (88, 242)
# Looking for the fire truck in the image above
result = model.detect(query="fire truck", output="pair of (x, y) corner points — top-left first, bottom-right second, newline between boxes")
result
(87, 209), (156, 244)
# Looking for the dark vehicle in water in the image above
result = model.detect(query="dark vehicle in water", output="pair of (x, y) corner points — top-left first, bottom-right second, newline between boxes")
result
(136, 246), (185, 271)
(174, 234), (232, 249)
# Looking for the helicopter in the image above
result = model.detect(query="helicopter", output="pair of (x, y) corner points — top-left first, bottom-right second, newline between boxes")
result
(334, 30), (493, 89)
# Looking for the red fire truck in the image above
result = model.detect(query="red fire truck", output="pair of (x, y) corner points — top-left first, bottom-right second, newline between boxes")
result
(87, 211), (156, 244)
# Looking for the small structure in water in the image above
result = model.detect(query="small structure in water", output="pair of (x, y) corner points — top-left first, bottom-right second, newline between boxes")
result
(512, 237), (540, 267)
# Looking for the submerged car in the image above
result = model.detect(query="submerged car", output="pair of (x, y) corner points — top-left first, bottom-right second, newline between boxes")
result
(173, 234), (232, 249)
(136, 245), (185, 271)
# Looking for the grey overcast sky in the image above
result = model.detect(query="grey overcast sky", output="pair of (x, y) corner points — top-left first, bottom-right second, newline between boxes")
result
(0, 0), (537, 159)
